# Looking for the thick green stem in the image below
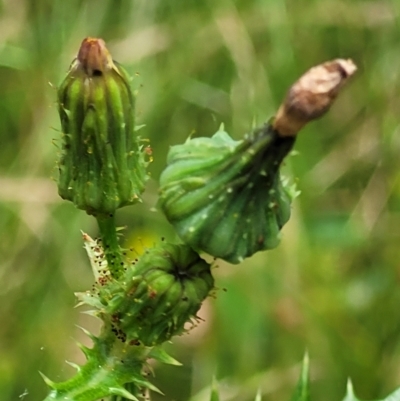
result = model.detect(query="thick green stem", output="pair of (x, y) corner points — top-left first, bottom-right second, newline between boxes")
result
(96, 214), (124, 279)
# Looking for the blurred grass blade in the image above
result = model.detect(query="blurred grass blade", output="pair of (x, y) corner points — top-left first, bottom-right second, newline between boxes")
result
(343, 380), (400, 401)
(342, 380), (358, 401)
(378, 388), (400, 401)
(291, 353), (310, 401)
(255, 388), (262, 401)
(0, 44), (29, 70)
(210, 376), (220, 401)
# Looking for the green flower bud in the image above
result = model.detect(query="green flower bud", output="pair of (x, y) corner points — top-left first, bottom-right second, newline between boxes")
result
(158, 59), (357, 264)
(57, 37), (148, 215)
(79, 238), (214, 346)
(158, 124), (297, 264)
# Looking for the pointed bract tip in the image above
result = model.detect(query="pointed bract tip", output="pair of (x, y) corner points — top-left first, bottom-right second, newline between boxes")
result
(65, 360), (81, 371)
(80, 309), (100, 317)
(109, 386), (139, 401)
(74, 301), (85, 308)
(39, 372), (56, 388)
(141, 380), (164, 395)
(81, 231), (93, 242)
(75, 324), (95, 339)
(75, 341), (92, 359)
(148, 347), (182, 366)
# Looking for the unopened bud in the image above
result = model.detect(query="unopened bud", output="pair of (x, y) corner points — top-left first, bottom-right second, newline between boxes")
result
(273, 59), (357, 136)
(57, 38), (148, 215)
(158, 59), (356, 264)
(159, 125), (297, 264)
(77, 37), (113, 75)
(83, 242), (214, 346)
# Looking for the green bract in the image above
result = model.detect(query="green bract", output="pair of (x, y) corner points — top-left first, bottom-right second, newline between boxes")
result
(57, 38), (148, 216)
(159, 124), (298, 264)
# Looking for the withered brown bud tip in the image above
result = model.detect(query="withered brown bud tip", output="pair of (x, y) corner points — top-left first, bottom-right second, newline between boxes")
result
(77, 37), (114, 76)
(273, 59), (357, 136)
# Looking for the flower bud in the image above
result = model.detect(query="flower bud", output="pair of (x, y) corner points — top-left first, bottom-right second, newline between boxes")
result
(158, 125), (298, 264)
(57, 38), (148, 215)
(273, 59), (357, 136)
(158, 59), (356, 264)
(80, 241), (214, 346)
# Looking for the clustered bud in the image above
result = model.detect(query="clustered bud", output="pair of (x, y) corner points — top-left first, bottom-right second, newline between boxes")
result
(57, 38), (148, 216)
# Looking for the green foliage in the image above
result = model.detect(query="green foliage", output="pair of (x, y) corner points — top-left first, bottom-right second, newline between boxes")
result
(291, 354), (310, 401)
(210, 377), (221, 401)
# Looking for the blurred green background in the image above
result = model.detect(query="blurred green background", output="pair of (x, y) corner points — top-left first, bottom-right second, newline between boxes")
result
(1, 0), (400, 400)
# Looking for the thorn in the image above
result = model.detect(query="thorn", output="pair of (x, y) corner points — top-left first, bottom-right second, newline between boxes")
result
(132, 376), (164, 395)
(145, 363), (155, 378)
(75, 325), (96, 340)
(65, 360), (81, 371)
(39, 372), (56, 388)
(254, 388), (262, 401)
(18, 388), (29, 399)
(80, 309), (100, 317)
(109, 387), (139, 401)
(74, 301), (85, 308)
(147, 347), (182, 366)
(134, 124), (146, 132)
(210, 376), (220, 401)
(346, 379), (354, 396)
(76, 342), (92, 359)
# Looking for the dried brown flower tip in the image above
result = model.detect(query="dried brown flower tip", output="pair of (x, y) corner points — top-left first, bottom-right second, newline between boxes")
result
(273, 59), (357, 136)
(76, 37), (114, 76)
